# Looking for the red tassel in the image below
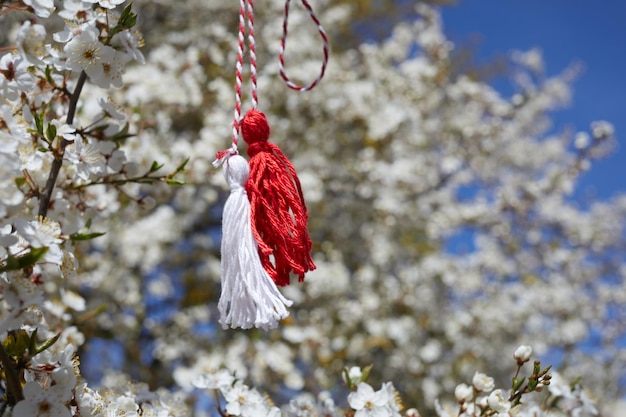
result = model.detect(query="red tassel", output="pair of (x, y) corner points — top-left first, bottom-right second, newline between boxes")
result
(242, 109), (315, 286)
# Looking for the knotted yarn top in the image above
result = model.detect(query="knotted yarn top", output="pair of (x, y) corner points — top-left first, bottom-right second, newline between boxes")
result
(241, 109), (271, 145)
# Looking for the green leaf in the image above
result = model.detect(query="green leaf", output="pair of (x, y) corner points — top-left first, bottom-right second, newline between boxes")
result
(14, 177), (26, 188)
(174, 157), (190, 174)
(32, 332), (61, 356)
(4, 330), (30, 358)
(108, 3), (137, 38)
(69, 231), (106, 241)
(110, 123), (135, 142)
(166, 179), (185, 186)
(0, 247), (48, 272)
(34, 112), (44, 135)
(120, 2), (133, 19)
(27, 328), (38, 356)
(150, 161), (164, 173)
(124, 12), (137, 29)
(44, 65), (53, 84)
(512, 377), (525, 392)
(120, 2), (135, 21)
(46, 123), (57, 142)
(361, 364), (373, 383)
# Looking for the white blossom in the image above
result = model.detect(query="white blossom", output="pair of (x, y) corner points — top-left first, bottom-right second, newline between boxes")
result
(472, 372), (495, 392)
(13, 381), (72, 417)
(83, 0), (127, 9)
(63, 25), (115, 82)
(51, 120), (81, 142)
(23, 0), (56, 18)
(221, 382), (270, 417)
(118, 29), (146, 64)
(90, 50), (130, 89)
(192, 368), (235, 391)
(348, 382), (390, 417)
(382, 382), (402, 417)
(0, 54), (36, 102)
(13, 217), (64, 264)
(17, 22), (48, 65)
(65, 137), (107, 181)
(590, 120), (614, 140)
(75, 383), (105, 417)
(103, 394), (140, 417)
(487, 389), (511, 413)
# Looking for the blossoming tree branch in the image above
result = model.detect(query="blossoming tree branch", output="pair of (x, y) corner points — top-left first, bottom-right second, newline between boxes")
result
(0, 0), (624, 417)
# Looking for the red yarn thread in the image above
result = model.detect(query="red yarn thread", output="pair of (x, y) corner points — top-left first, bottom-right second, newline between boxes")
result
(242, 109), (315, 286)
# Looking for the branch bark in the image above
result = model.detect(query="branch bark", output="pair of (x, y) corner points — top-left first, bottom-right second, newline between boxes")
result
(0, 343), (24, 405)
(37, 70), (87, 218)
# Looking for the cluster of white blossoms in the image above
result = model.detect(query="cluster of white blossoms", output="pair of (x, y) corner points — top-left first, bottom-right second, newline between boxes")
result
(0, 0), (183, 415)
(1, 0), (625, 416)
(182, 347), (597, 417)
(434, 346), (599, 417)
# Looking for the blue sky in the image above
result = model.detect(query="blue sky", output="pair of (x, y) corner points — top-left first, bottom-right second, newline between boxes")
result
(441, 1), (626, 201)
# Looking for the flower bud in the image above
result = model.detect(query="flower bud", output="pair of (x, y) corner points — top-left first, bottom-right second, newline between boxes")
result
(454, 383), (473, 403)
(472, 372), (495, 392)
(342, 366), (363, 384)
(514, 345), (533, 363)
(405, 408), (421, 417)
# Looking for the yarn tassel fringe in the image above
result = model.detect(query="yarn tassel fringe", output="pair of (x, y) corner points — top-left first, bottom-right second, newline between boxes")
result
(218, 154), (293, 330)
(241, 109), (316, 286)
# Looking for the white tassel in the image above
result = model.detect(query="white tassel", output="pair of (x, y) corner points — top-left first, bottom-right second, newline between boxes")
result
(218, 154), (293, 330)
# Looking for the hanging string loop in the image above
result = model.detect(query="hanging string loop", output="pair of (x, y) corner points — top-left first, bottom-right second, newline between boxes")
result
(279, 0), (330, 91)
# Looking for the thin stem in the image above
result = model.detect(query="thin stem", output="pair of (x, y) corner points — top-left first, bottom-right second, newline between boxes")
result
(0, 342), (24, 405)
(37, 70), (87, 218)
(513, 363), (522, 380)
(214, 390), (227, 417)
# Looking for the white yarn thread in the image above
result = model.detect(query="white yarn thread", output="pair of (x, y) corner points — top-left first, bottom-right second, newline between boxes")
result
(218, 155), (293, 330)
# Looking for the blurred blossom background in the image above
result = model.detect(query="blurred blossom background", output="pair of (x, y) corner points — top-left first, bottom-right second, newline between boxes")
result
(1, 0), (626, 416)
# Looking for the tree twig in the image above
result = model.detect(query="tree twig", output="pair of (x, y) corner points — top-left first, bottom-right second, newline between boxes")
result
(0, 342), (24, 405)
(37, 70), (87, 218)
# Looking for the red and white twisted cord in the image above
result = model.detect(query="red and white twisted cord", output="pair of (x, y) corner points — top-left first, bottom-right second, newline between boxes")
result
(279, 0), (329, 91)
(232, 0), (248, 148)
(233, 0), (259, 142)
(214, 0), (329, 167)
(214, 0), (257, 166)
(247, 0), (259, 109)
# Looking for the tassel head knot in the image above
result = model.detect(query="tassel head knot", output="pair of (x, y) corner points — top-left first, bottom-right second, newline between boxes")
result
(223, 155), (250, 190)
(242, 109), (270, 145)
